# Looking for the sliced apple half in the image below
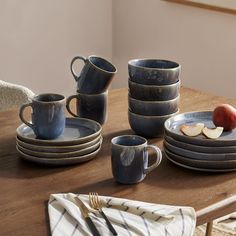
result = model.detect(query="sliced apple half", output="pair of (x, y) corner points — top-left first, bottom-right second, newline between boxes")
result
(180, 123), (205, 137)
(202, 127), (223, 139)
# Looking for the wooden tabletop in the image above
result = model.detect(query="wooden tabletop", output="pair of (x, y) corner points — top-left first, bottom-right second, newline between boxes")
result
(1, 87), (236, 235)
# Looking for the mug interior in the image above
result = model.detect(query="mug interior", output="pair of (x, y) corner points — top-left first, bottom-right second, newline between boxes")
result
(89, 56), (117, 73)
(35, 93), (65, 102)
(112, 135), (146, 146)
(130, 59), (179, 69)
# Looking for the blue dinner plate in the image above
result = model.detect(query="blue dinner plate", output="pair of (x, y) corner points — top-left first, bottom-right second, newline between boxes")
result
(16, 117), (102, 146)
(164, 111), (236, 146)
(164, 149), (236, 172)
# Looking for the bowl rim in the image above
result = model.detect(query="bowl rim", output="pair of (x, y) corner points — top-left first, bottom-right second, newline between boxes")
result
(128, 58), (181, 70)
(128, 79), (181, 88)
(128, 94), (180, 104)
(128, 108), (179, 118)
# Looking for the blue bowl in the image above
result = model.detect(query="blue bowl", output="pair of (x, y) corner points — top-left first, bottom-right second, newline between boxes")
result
(128, 109), (179, 138)
(128, 59), (181, 85)
(129, 79), (180, 101)
(128, 94), (180, 116)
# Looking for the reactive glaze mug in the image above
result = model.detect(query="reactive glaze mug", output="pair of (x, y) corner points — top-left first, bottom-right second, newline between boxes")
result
(19, 93), (66, 139)
(70, 55), (117, 94)
(66, 91), (108, 125)
(111, 135), (162, 184)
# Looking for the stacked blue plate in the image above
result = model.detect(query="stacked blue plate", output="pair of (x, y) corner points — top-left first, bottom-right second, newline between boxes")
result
(16, 117), (102, 166)
(163, 111), (236, 172)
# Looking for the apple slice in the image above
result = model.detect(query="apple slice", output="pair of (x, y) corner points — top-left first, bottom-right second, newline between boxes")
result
(180, 123), (204, 137)
(202, 127), (223, 139)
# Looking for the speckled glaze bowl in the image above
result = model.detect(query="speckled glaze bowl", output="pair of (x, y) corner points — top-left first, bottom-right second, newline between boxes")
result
(129, 79), (180, 101)
(128, 94), (180, 116)
(128, 59), (181, 85)
(128, 109), (179, 138)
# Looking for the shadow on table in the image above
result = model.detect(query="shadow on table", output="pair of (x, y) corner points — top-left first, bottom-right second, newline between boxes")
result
(70, 177), (139, 197)
(144, 156), (236, 190)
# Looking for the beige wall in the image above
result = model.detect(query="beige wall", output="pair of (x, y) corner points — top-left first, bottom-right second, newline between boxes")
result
(112, 0), (236, 98)
(2, 1), (236, 98)
(0, 0), (112, 95)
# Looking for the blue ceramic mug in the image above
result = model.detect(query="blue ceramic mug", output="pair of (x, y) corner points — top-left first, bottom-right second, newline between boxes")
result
(19, 93), (66, 140)
(70, 55), (117, 94)
(111, 135), (162, 184)
(66, 91), (108, 125)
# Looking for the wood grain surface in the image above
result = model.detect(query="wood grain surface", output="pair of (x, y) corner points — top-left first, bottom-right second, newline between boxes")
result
(1, 87), (236, 235)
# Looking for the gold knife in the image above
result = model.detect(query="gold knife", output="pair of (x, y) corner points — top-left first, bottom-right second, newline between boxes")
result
(68, 194), (101, 236)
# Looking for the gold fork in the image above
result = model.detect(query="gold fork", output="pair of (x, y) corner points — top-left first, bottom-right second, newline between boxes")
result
(89, 192), (118, 236)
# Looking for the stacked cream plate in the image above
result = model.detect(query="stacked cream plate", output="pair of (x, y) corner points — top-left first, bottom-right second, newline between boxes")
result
(128, 59), (181, 137)
(16, 117), (102, 166)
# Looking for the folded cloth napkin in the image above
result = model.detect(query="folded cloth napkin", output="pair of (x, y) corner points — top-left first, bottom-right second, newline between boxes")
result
(0, 80), (35, 112)
(48, 193), (196, 236)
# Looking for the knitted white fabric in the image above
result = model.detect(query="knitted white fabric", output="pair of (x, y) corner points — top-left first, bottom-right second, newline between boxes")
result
(0, 80), (35, 111)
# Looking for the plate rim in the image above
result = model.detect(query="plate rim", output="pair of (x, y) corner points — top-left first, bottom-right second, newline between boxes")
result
(164, 140), (236, 161)
(164, 150), (236, 172)
(165, 135), (236, 154)
(16, 134), (102, 152)
(16, 117), (102, 146)
(16, 145), (101, 165)
(164, 110), (236, 146)
(16, 138), (102, 158)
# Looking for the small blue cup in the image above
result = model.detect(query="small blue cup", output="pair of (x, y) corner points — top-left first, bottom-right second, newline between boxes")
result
(111, 135), (162, 184)
(19, 93), (66, 140)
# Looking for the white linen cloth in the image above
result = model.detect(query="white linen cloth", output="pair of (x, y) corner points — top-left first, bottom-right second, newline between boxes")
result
(0, 80), (35, 111)
(48, 193), (196, 236)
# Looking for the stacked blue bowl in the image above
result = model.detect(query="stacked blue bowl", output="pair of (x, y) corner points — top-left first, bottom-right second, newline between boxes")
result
(128, 59), (181, 138)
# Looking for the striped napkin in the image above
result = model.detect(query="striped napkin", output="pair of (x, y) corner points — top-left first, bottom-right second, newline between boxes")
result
(48, 193), (196, 236)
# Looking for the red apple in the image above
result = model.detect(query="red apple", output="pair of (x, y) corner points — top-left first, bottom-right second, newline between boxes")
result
(213, 104), (236, 131)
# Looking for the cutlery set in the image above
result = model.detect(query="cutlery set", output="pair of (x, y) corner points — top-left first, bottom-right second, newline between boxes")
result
(68, 193), (117, 236)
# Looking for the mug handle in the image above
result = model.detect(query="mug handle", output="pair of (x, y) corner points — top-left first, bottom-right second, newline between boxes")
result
(144, 145), (162, 174)
(66, 95), (79, 117)
(19, 103), (34, 130)
(70, 56), (87, 81)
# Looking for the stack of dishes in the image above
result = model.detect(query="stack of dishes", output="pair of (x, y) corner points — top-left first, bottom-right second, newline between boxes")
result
(128, 59), (181, 137)
(16, 117), (102, 166)
(164, 111), (236, 172)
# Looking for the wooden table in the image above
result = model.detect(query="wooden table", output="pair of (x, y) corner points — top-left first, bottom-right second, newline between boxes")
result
(1, 87), (236, 235)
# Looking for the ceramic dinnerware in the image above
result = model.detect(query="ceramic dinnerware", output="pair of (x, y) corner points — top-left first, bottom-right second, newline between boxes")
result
(164, 151), (236, 173)
(128, 79), (180, 101)
(128, 59), (181, 85)
(19, 93), (66, 140)
(128, 94), (179, 116)
(111, 135), (162, 184)
(164, 140), (236, 161)
(165, 135), (236, 154)
(164, 148), (236, 170)
(16, 145), (101, 166)
(16, 117), (102, 146)
(66, 91), (108, 125)
(16, 135), (102, 153)
(16, 138), (102, 158)
(128, 109), (179, 138)
(164, 111), (236, 146)
(71, 55), (117, 94)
